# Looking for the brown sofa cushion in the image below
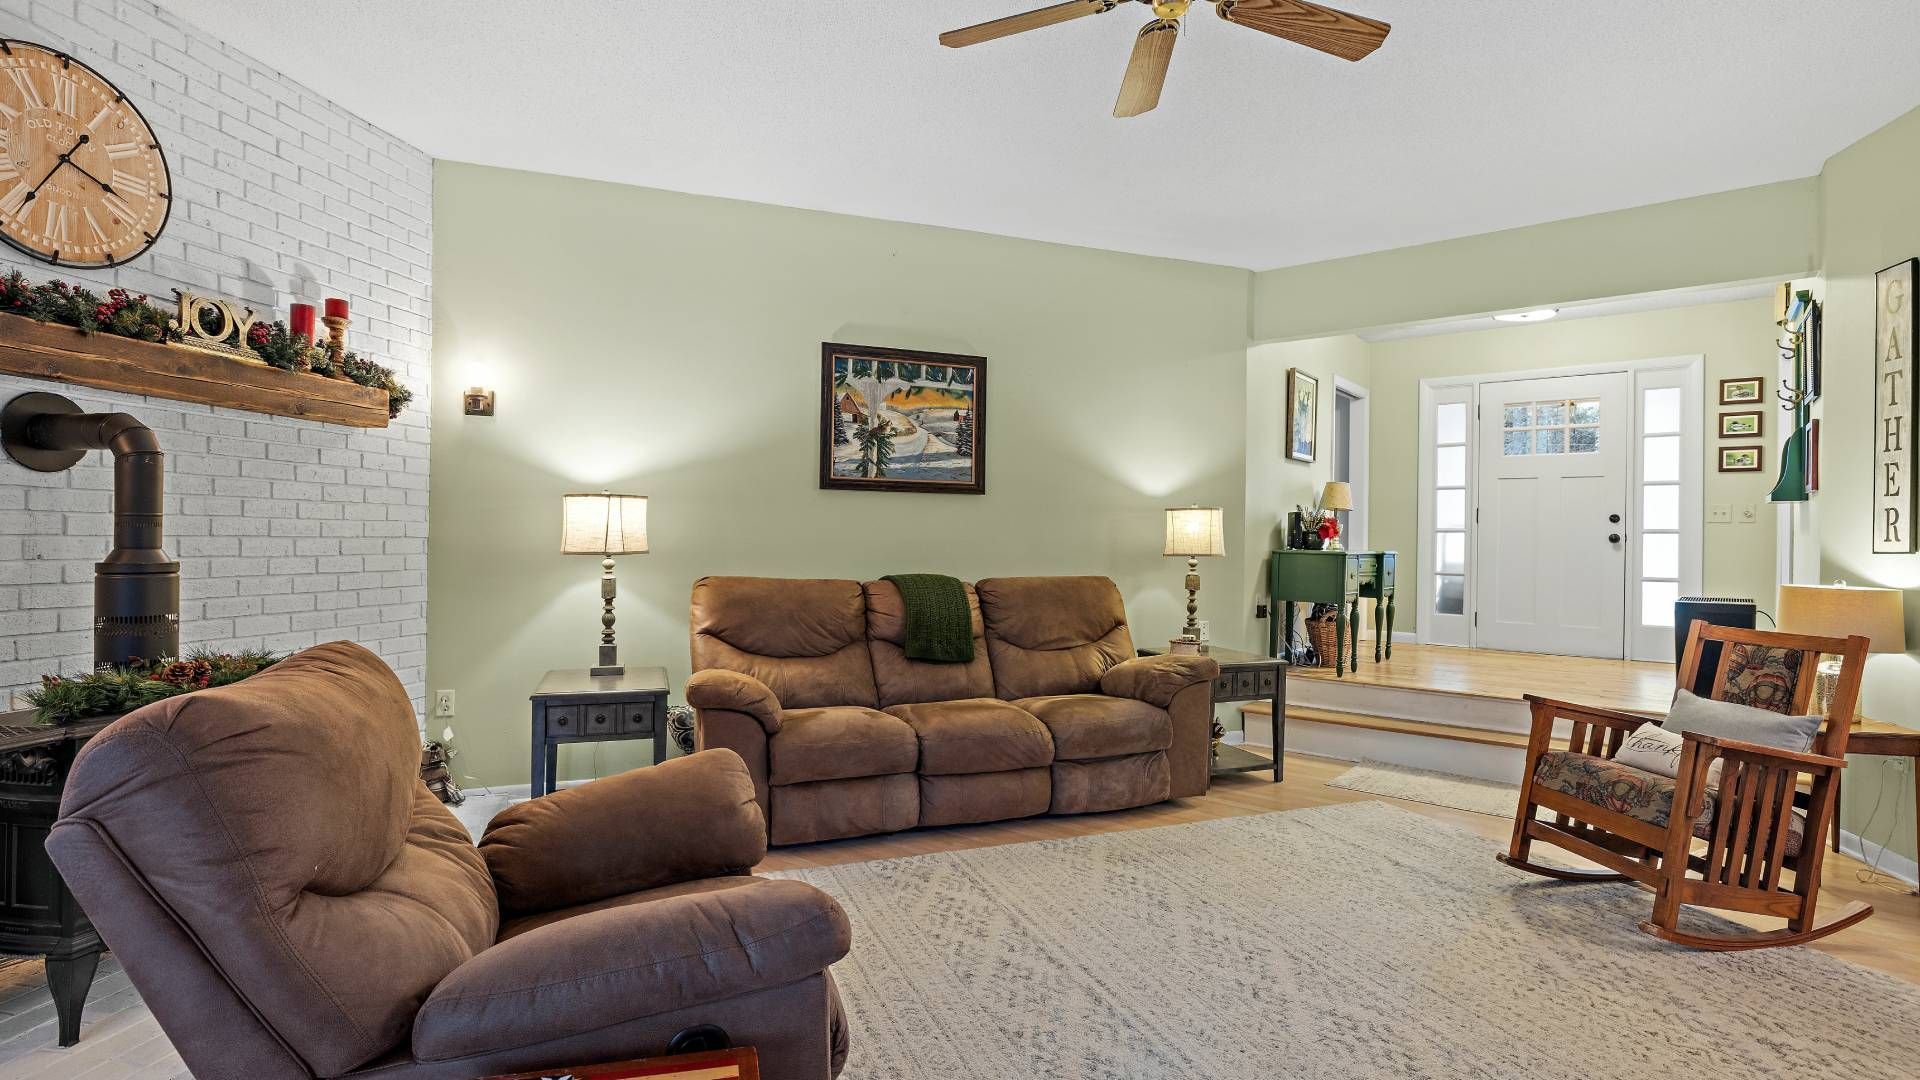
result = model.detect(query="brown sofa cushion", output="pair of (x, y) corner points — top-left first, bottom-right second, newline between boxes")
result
(413, 878), (851, 1062)
(691, 577), (879, 709)
(482, 750), (766, 919)
(685, 669), (784, 733)
(1050, 753), (1171, 814)
(1017, 694), (1173, 761)
(770, 706), (919, 785)
(56, 641), (498, 1077)
(770, 774), (920, 846)
(977, 577), (1136, 699)
(919, 768), (1052, 827)
(865, 579), (995, 707)
(884, 698), (1054, 776)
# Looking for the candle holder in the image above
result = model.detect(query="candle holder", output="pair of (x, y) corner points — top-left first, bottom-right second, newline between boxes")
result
(321, 314), (351, 379)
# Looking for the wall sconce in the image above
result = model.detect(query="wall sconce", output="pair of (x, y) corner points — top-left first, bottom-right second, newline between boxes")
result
(463, 387), (496, 416)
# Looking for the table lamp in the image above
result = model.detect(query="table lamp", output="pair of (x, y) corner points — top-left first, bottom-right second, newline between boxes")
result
(1319, 481), (1354, 552)
(1775, 582), (1906, 721)
(562, 492), (649, 676)
(1164, 506), (1225, 647)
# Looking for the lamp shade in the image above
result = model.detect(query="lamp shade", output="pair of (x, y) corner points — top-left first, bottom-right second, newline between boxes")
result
(1776, 583), (1905, 654)
(1163, 506), (1225, 557)
(1319, 481), (1354, 513)
(561, 492), (649, 555)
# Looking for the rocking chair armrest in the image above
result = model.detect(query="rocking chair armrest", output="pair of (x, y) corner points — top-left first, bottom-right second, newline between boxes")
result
(1521, 695), (1652, 732)
(1679, 732), (1848, 773)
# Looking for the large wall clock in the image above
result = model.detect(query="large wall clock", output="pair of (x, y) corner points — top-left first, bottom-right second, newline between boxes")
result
(0, 40), (171, 268)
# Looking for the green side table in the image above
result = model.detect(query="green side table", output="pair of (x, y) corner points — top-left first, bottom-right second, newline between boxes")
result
(1267, 549), (1396, 675)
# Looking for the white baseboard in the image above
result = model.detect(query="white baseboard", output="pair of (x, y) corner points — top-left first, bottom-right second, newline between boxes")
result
(1836, 828), (1920, 888)
(1392, 631), (1419, 644)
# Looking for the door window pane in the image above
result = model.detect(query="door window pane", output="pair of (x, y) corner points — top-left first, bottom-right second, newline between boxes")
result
(1643, 532), (1680, 580)
(1436, 574), (1465, 615)
(1437, 402), (1468, 444)
(1503, 432), (1530, 456)
(1534, 402), (1567, 427)
(1570, 399), (1600, 425)
(1535, 428), (1566, 455)
(1436, 531), (1467, 574)
(1645, 386), (1683, 435)
(1643, 435), (1681, 483)
(1641, 581), (1679, 627)
(1643, 484), (1680, 531)
(1569, 426), (1600, 453)
(1437, 445), (1467, 486)
(1503, 405), (1530, 429)
(1436, 489), (1467, 530)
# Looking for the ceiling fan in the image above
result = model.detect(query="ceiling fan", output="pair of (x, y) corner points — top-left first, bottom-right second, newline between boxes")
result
(941, 0), (1391, 118)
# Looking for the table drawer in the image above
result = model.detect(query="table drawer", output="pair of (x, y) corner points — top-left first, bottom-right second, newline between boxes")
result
(1233, 671), (1259, 698)
(543, 705), (581, 737)
(1256, 668), (1279, 696)
(619, 700), (658, 735)
(1211, 673), (1233, 699)
(580, 703), (619, 737)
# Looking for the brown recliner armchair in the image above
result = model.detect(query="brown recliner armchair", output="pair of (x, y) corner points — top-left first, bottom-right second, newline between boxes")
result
(46, 641), (851, 1080)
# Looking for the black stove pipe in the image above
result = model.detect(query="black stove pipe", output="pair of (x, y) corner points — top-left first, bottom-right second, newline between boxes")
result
(2, 393), (179, 668)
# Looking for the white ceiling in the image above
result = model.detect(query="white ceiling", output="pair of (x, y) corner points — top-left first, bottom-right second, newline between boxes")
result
(158, 0), (1920, 270)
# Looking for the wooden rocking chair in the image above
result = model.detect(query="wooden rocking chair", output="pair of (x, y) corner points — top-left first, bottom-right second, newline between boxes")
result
(1498, 621), (1873, 950)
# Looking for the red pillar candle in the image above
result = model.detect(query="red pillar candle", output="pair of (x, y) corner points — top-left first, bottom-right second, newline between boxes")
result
(324, 297), (349, 320)
(289, 302), (316, 341)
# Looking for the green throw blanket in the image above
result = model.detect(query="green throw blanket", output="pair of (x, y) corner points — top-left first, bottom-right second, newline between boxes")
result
(882, 573), (974, 663)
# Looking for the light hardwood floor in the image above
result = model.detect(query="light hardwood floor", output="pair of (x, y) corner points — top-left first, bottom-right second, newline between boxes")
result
(1291, 641), (1677, 714)
(759, 751), (1920, 984)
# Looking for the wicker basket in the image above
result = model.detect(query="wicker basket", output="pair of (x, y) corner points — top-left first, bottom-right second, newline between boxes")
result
(1306, 610), (1341, 668)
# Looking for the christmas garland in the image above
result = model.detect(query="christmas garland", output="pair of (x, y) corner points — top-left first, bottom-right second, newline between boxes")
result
(26, 649), (284, 724)
(0, 270), (412, 419)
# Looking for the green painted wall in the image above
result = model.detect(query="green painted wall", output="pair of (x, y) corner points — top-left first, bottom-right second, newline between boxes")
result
(1813, 105), (1920, 865)
(429, 162), (1252, 789)
(1365, 298), (1784, 633)
(1250, 179), (1820, 343)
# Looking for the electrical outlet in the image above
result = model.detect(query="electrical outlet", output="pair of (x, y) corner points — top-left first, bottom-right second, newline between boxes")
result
(434, 690), (455, 718)
(1707, 504), (1732, 523)
(1255, 603), (1270, 619)
(1196, 620), (1211, 643)
(1739, 503), (1758, 523)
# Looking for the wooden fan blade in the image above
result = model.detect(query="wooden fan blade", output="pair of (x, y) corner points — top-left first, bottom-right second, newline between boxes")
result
(1114, 19), (1178, 118)
(1216, 0), (1390, 61)
(940, 0), (1121, 48)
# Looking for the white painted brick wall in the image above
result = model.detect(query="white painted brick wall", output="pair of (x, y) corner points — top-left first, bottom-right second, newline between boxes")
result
(0, 0), (432, 711)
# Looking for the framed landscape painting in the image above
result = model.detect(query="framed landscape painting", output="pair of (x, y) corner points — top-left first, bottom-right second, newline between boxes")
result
(1719, 445), (1763, 473)
(820, 343), (986, 495)
(1719, 411), (1763, 438)
(1719, 377), (1764, 405)
(1286, 368), (1318, 463)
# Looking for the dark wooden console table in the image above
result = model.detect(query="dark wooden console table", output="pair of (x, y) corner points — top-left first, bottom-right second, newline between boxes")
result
(530, 668), (670, 797)
(1268, 549), (1396, 676)
(0, 712), (114, 1047)
(1139, 646), (1286, 782)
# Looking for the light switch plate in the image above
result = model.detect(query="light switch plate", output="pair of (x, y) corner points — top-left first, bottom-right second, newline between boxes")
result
(1707, 504), (1732, 523)
(1196, 620), (1211, 643)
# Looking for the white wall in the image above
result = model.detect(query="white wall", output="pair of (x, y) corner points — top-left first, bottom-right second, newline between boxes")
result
(0, 0), (432, 709)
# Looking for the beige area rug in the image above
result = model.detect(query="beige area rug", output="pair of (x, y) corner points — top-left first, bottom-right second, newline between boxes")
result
(1327, 758), (1520, 817)
(769, 802), (1920, 1080)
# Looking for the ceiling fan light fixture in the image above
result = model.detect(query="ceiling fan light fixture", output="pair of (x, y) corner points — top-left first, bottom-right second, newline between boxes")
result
(1493, 309), (1561, 323)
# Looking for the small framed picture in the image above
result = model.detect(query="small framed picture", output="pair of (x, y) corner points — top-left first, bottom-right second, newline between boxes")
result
(1719, 377), (1764, 405)
(1719, 411), (1763, 438)
(1286, 368), (1318, 463)
(1719, 445), (1764, 473)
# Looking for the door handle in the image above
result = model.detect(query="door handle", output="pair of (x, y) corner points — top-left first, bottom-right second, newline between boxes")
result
(1608, 533), (1622, 544)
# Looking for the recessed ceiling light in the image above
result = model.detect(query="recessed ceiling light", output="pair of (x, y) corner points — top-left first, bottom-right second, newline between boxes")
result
(1494, 309), (1560, 323)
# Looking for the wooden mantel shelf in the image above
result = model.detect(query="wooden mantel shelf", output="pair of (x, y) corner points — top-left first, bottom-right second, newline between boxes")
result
(0, 311), (389, 428)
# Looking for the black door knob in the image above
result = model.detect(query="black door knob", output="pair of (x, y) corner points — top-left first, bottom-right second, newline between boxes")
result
(1608, 513), (1621, 524)
(1608, 533), (1622, 544)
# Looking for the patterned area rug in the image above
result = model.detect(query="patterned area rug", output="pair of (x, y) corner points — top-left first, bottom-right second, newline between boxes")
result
(769, 803), (1920, 1079)
(1327, 758), (1520, 817)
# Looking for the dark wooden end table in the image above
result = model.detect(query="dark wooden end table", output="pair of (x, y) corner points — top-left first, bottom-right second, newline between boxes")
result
(530, 667), (670, 797)
(1139, 645), (1287, 782)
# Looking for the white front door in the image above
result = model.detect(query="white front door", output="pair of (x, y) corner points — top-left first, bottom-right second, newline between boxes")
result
(1476, 372), (1631, 658)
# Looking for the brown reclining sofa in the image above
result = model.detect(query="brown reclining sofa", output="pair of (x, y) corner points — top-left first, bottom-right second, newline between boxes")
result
(687, 576), (1221, 846)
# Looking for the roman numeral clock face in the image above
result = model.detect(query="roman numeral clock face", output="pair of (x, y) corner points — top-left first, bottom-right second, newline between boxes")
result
(0, 41), (170, 267)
